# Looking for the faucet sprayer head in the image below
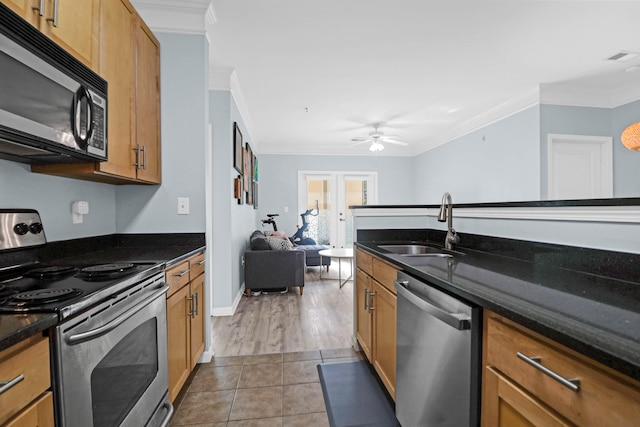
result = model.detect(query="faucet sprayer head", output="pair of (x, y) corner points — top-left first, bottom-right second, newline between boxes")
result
(437, 192), (451, 222)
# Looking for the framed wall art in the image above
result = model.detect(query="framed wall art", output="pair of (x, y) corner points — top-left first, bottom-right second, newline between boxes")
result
(233, 122), (243, 173)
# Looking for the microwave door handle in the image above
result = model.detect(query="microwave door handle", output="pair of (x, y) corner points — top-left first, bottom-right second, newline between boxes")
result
(73, 86), (94, 149)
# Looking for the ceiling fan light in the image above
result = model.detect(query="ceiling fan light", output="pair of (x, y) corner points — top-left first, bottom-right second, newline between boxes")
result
(369, 141), (384, 152)
(621, 121), (640, 151)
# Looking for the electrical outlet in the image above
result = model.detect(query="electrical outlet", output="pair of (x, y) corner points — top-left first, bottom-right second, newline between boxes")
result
(178, 197), (189, 215)
(284, 206), (289, 213)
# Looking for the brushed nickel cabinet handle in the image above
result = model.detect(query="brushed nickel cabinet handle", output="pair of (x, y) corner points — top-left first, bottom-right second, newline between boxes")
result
(196, 260), (205, 265)
(174, 269), (190, 278)
(368, 291), (375, 312)
(32, 0), (45, 16)
(46, 0), (58, 26)
(194, 292), (199, 316)
(141, 145), (147, 170)
(364, 288), (369, 311)
(517, 352), (580, 391)
(186, 296), (195, 318)
(133, 145), (142, 169)
(0, 374), (24, 394)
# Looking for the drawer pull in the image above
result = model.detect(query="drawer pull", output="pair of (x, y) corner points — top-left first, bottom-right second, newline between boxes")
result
(0, 374), (24, 394)
(174, 269), (190, 278)
(196, 260), (205, 265)
(517, 352), (580, 391)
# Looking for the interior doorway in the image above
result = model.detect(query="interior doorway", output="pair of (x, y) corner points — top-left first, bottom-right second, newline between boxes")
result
(547, 134), (613, 200)
(298, 171), (378, 248)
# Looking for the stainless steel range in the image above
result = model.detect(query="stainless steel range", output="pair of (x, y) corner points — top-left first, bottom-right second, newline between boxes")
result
(0, 209), (173, 427)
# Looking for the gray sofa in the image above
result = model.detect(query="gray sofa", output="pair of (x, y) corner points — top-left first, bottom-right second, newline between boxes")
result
(244, 230), (305, 296)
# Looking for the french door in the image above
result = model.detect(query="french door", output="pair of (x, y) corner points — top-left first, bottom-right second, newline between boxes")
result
(298, 171), (377, 248)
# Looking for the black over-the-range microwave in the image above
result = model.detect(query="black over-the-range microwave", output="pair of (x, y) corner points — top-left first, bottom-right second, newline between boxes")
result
(0, 3), (107, 164)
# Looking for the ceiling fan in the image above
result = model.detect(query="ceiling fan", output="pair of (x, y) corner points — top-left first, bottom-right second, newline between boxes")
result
(351, 124), (408, 152)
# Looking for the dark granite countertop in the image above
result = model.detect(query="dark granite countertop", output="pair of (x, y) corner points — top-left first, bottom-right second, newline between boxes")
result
(0, 233), (206, 352)
(356, 230), (640, 381)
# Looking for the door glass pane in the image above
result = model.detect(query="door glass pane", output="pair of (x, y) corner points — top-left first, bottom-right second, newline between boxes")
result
(345, 179), (368, 247)
(91, 318), (158, 427)
(306, 179), (331, 245)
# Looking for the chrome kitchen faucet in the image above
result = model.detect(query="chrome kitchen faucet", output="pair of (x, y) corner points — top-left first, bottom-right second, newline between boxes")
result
(438, 192), (460, 250)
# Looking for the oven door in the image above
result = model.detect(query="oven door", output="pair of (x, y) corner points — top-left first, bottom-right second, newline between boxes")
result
(52, 275), (172, 427)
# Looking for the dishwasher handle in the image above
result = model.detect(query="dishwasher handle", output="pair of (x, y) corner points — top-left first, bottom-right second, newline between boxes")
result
(394, 279), (471, 330)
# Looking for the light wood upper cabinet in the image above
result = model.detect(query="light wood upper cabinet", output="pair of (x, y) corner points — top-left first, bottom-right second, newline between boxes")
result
(2, 0), (100, 69)
(482, 311), (640, 427)
(30, 0), (161, 185)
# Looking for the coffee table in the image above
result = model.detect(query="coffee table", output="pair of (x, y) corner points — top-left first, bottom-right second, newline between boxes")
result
(319, 248), (354, 288)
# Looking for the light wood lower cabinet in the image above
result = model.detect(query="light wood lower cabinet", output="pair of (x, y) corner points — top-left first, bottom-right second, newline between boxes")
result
(0, 334), (53, 426)
(482, 311), (640, 427)
(355, 247), (398, 399)
(166, 252), (206, 402)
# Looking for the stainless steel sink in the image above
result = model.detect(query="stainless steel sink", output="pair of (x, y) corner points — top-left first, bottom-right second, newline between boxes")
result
(378, 244), (454, 258)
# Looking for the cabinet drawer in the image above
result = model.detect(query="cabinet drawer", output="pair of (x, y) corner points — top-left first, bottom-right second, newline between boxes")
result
(166, 260), (190, 297)
(0, 335), (51, 425)
(356, 248), (373, 276)
(372, 257), (398, 294)
(189, 252), (205, 280)
(485, 314), (640, 427)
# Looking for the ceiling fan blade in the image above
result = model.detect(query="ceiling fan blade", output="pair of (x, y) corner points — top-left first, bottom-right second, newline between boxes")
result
(350, 137), (372, 142)
(383, 138), (408, 146)
(349, 140), (371, 147)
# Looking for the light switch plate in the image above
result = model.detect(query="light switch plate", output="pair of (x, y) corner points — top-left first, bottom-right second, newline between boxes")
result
(178, 197), (189, 215)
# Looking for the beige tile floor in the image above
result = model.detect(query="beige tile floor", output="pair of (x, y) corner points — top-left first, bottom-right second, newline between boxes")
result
(170, 348), (363, 427)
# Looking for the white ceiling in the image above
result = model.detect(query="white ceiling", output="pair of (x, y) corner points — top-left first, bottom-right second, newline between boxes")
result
(153, 1), (640, 156)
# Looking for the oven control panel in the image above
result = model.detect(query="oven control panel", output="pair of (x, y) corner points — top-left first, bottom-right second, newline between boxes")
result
(0, 209), (46, 250)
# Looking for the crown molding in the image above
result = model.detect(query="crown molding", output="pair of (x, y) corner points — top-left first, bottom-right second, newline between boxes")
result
(540, 83), (640, 108)
(130, 0), (212, 35)
(209, 67), (233, 90)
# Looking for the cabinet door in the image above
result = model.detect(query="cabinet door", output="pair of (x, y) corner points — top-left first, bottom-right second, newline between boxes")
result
(97, 0), (136, 179)
(4, 392), (54, 427)
(41, 0), (100, 68)
(2, 0), (36, 22)
(482, 367), (572, 427)
(355, 268), (372, 360)
(372, 280), (396, 399)
(134, 18), (161, 184)
(189, 274), (205, 369)
(166, 285), (190, 403)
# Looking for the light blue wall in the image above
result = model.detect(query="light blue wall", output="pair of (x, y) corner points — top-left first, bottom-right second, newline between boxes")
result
(413, 106), (541, 204)
(257, 154), (414, 234)
(116, 33), (207, 234)
(539, 100), (640, 199)
(612, 100), (640, 197)
(210, 90), (257, 309)
(0, 160), (116, 241)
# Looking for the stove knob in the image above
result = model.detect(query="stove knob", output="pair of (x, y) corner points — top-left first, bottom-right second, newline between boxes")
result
(14, 223), (29, 235)
(29, 222), (43, 234)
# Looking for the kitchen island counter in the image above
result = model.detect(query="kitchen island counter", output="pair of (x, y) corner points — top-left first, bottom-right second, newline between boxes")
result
(356, 231), (640, 382)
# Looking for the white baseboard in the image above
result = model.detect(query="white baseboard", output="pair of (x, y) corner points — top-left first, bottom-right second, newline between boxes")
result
(198, 348), (214, 364)
(211, 284), (245, 316)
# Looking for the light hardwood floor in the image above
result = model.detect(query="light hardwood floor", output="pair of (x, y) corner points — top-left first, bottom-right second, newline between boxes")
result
(210, 266), (354, 356)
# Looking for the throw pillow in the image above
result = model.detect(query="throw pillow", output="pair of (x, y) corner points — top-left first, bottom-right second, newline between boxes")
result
(266, 236), (293, 250)
(250, 230), (270, 250)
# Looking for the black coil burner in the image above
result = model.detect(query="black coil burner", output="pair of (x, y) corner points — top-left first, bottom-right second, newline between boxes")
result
(11, 288), (82, 306)
(24, 266), (78, 280)
(77, 263), (137, 281)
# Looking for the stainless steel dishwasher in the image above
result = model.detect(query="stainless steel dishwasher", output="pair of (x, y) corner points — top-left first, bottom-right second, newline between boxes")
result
(394, 271), (481, 427)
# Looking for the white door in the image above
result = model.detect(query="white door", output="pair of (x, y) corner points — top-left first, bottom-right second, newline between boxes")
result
(547, 134), (613, 200)
(298, 171), (377, 248)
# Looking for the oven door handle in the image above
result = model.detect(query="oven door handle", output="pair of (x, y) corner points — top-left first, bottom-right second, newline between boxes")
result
(66, 283), (170, 345)
(158, 400), (175, 427)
